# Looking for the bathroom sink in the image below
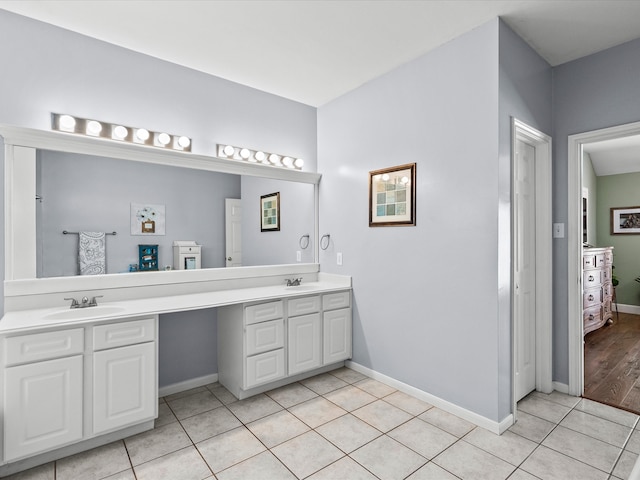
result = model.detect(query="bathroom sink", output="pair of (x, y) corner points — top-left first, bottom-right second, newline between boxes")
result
(43, 305), (126, 321)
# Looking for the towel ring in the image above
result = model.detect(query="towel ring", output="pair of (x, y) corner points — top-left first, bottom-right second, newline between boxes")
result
(320, 234), (331, 250)
(299, 234), (310, 249)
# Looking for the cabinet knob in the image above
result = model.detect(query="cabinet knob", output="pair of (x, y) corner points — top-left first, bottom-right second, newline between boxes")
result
(588, 294), (594, 301)
(589, 314), (594, 321)
(227, 257), (232, 261)
(588, 275), (594, 281)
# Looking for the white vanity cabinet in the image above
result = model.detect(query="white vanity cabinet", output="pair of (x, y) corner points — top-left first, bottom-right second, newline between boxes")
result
(1, 315), (158, 466)
(92, 318), (157, 434)
(3, 329), (84, 461)
(218, 290), (352, 399)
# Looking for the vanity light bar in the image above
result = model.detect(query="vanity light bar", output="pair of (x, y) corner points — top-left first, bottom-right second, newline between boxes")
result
(51, 113), (192, 152)
(217, 144), (304, 170)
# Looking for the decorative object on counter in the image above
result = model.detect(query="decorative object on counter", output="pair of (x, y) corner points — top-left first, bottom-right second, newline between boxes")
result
(369, 163), (416, 227)
(51, 113), (191, 152)
(131, 203), (165, 235)
(138, 245), (158, 271)
(173, 241), (202, 270)
(218, 144), (304, 171)
(129, 264), (139, 272)
(299, 234), (310, 249)
(261, 192), (280, 232)
(611, 206), (640, 234)
(320, 234), (331, 250)
(78, 232), (107, 275)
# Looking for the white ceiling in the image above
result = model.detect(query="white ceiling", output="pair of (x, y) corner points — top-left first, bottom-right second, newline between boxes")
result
(2, 0), (640, 107)
(584, 135), (640, 177)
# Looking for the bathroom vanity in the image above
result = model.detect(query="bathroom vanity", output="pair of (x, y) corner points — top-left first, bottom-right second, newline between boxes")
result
(0, 125), (351, 476)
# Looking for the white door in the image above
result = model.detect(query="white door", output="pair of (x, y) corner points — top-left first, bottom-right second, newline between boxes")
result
(288, 313), (321, 375)
(514, 139), (537, 401)
(225, 198), (242, 267)
(4, 356), (83, 461)
(93, 342), (156, 434)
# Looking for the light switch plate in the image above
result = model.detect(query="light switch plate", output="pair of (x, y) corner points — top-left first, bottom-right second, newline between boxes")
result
(296, 251), (301, 262)
(553, 223), (565, 238)
(337, 252), (343, 266)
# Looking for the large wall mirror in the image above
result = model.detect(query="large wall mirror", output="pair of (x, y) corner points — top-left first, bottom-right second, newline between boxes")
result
(2, 125), (320, 291)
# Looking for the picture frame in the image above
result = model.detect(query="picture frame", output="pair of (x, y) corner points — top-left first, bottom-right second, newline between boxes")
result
(261, 192), (280, 232)
(369, 163), (416, 227)
(611, 206), (640, 234)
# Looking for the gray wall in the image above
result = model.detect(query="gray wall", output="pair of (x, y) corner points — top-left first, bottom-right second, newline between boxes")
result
(552, 36), (640, 385)
(0, 10), (317, 389)
(37, 151), (240, 276)
(318, 20), (503, 421)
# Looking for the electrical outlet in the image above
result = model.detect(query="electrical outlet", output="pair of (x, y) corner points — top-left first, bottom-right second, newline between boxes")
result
(337, 252), (343, 266)
(296, 251), (301, 262)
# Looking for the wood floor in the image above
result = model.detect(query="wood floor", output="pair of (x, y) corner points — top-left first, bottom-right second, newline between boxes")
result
(584, 311), (640, 414)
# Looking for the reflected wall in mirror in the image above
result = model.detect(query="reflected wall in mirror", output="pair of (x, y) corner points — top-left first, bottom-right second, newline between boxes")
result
(36, 150), (315, 278)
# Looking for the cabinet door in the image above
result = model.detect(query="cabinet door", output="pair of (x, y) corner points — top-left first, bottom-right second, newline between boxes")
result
(93, 342), (156, 435)
(288, 313), (321, 375)
(246, 349), (285, 388)
(4, 355), (83, 461)
(323, 308), (352, 365)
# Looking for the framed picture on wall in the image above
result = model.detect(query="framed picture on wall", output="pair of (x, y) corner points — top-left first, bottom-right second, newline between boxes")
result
(261, 192), (280, 232)
(611, 206), (640, 234)
(369, 163), (416, 227)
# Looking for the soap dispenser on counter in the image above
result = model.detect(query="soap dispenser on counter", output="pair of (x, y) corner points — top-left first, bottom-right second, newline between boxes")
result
(173, 241), (202, 270)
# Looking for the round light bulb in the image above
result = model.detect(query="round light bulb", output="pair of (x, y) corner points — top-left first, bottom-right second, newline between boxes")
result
(113, 125), (128, 139)
(254, 151), (265, 162)
(178, 136), (191, 148)
(59, 114), (76, 131)
(239, 148), (251, 159)
(86, 120), (102, 135)
(223, 145), (235, 157)
(136, 128), (150, 141)
(294, 158), (304, 168)
(158, 132), (171, 145)
(282, 156), (293, 167)
(269, 153), (281, 165)
(382, 173), (390, 181)
(401, 176), (409, 184)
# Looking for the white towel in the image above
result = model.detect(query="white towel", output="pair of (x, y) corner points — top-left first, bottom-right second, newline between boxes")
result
(79, 232), (106, 275)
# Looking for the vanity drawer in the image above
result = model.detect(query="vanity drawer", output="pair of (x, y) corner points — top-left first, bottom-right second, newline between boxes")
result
(5, 328), (84, 366)
(323, 291), (350, 311)
(93, 317), (156, 351)
(245, 301), (283, 325)
(288, 296), (321, 317)
(246, 319), (284, 356)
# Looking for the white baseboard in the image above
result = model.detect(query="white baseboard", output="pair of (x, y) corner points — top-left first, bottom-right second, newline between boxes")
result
(616, 303), (640, 315)
(345, 361), (512, 434)
(553, 381), (569, 394)
(158, 373), (218, 397)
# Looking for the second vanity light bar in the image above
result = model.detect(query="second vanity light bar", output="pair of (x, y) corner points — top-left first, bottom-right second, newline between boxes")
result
(217, 144), (304, 170)
(51, 113), (192, 152)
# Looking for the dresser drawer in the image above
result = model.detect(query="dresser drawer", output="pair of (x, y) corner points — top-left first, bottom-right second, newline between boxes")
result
(322, 291), (350, 311)
(583, 270), (602, 288)
(584, 306), (602, 329)
(245, 301), (283, 325)
(246, 319), (284, 356)
(5, 328), (84, 366)
(595, 254), (606, 268)
(583, 254), (596, 269)
(583, 288), (602, 309)
(93, 318), (155, 351)
(288, 296), (321, 317)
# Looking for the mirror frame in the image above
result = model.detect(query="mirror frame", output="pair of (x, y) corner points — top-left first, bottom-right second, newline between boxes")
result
(1, 125), (321, 295)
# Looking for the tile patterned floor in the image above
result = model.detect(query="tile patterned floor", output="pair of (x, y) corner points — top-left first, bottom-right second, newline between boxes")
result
(3, 367), (640, 479)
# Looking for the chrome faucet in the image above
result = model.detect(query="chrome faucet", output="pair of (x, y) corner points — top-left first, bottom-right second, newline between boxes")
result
(285, 278), (303, 286)
(64, 295), (103, 309)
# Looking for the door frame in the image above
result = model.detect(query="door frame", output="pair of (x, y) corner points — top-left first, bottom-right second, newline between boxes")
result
(567, 120), (640, 395)
(511, 118), (553, 417)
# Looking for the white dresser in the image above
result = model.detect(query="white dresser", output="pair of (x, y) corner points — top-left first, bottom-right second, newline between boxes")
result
(583, 246), (614, 335)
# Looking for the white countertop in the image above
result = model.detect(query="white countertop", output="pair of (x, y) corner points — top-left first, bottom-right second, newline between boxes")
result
(0, 281), (351, 334)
